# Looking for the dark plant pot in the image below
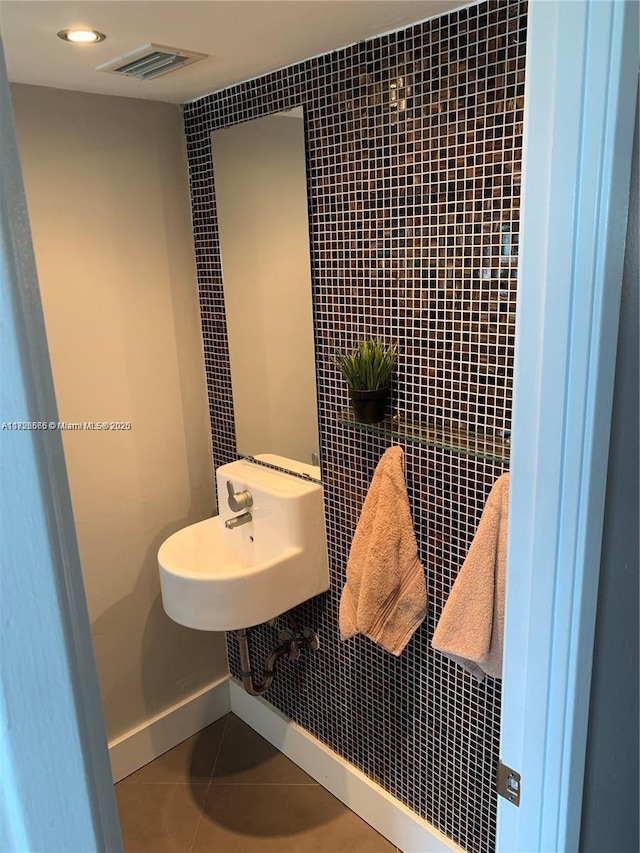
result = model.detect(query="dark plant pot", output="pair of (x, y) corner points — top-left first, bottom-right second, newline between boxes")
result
(349, 387), (389, 424)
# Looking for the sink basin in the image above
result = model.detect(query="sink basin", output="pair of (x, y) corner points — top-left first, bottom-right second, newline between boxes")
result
(158, 458), (329, 631)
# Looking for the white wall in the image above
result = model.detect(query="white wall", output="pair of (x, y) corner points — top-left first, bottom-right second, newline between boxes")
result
(10, 83), (228, 742)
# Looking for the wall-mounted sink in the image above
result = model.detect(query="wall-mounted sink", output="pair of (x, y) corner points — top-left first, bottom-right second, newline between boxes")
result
(158, 457), (329, 631)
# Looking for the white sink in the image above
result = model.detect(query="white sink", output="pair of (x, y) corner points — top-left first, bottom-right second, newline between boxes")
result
(158, 458), (329, 631)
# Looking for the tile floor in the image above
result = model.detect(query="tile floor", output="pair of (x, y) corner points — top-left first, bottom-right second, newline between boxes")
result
(116, 713), (398, 852)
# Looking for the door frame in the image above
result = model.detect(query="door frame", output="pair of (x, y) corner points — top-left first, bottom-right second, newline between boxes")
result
(0, 38), (121, 853)
(498, 1), (638, 851)
(0, 2), (637, 850)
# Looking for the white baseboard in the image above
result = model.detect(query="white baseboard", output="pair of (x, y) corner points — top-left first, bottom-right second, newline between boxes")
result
(108, 675), (231, 783)
(229, 679), (462, 853)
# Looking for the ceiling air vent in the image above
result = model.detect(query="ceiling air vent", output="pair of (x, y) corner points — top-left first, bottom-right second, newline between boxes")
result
(96, 43), (207, 81)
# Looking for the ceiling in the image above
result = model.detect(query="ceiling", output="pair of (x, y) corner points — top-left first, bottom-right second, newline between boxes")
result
(0, 0), (468, 104)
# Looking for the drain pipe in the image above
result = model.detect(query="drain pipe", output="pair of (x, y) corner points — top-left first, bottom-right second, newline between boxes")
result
(236, 628), (290, 696)
(235, 615), (320, 696)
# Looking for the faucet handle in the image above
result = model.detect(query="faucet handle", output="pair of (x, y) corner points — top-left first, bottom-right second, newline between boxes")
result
(226, 480), (253, 512)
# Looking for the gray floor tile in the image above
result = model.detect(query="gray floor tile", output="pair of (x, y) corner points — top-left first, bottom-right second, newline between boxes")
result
(120, 717), (228, 785)
(115, 782), (207, 852)
(115, 714), (398, 852)
(212, 714), (316, 785)
(192, 783), (396, 852)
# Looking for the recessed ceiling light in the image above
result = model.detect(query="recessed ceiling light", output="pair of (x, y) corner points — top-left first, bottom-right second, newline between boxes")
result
(57, 28), (106, 45)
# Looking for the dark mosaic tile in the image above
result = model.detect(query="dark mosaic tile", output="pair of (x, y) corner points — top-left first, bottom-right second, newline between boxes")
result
(182, 2), (525, 852)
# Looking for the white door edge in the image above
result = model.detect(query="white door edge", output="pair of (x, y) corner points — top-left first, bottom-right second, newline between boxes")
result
(498, 1), (638, 851)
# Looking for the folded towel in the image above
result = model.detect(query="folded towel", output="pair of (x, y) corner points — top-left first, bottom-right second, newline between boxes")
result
(339, 446), (427, 655)
(431, 472), (510, 681)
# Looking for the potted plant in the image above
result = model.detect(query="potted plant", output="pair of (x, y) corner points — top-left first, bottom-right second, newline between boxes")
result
(331, 338), (398, 424)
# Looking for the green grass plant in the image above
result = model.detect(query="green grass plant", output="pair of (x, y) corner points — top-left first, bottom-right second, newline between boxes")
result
(330, 338), (397, 391)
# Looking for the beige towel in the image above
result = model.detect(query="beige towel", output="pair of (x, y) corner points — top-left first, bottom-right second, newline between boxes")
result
(339, 446), (427, 655)
(431, 473), (510, 681)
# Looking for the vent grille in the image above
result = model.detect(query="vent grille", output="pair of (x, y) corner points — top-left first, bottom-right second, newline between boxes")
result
(96, 43), (207, 81)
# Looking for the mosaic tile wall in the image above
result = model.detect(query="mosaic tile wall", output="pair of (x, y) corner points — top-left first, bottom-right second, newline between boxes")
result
(183, 2), (526, 850)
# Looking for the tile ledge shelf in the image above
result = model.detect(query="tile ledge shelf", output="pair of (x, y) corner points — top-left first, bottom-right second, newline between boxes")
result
(337, 410), (510, 465)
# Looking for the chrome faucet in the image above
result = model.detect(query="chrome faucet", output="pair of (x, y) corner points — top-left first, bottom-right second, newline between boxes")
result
(226, 480), (253, 512)
(225, 511), (252, 529)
